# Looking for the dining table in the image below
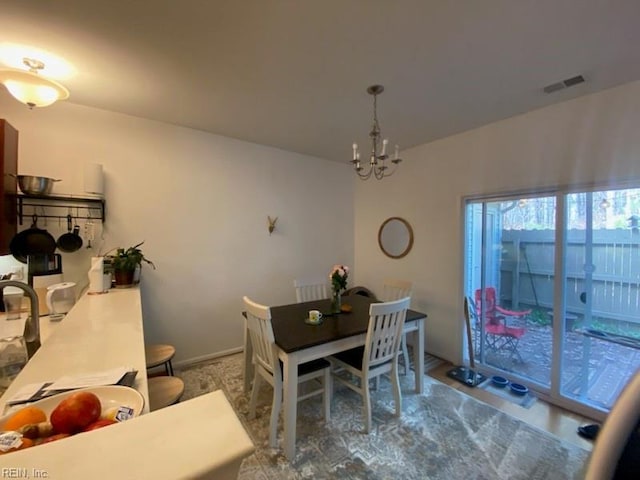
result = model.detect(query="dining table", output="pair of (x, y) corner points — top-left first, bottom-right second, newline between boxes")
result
(242, 294), (427, 460)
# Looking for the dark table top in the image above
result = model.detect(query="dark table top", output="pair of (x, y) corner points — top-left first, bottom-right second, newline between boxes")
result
(271, 294), (427, 353)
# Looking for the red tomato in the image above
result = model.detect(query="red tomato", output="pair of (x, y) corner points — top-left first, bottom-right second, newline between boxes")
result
(50, 392), (102, 434)
(83, 419), (117, 432)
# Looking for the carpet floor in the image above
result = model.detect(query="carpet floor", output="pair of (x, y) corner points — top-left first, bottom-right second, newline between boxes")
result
(178, 354), (589, 480)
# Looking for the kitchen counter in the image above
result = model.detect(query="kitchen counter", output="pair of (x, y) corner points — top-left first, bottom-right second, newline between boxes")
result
(1, 390), (253, 479)
(0, 287), (254, 479)
(0, 287), (149, 410)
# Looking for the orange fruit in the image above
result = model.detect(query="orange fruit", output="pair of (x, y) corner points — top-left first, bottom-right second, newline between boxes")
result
(2, 406), (47, 432)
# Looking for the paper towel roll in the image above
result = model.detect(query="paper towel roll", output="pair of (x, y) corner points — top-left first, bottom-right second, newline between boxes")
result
(88, 256), (104, 293)
(84, 163), (104, 196)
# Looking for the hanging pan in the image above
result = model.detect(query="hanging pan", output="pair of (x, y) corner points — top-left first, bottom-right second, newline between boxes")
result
(9, 215), (57, 264)
(57, 215), (83, 252)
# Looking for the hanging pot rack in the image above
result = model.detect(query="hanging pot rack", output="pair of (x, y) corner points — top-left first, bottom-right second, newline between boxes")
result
(16, 193), (105, 225)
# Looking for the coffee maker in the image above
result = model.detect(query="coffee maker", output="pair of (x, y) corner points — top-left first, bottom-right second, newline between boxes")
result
(28, 254), (63, 316)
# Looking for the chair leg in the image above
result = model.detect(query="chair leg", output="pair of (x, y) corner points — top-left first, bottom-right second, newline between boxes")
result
(323, 367), (331, 422)
(248, 372), (262, 419)
(269, 381), (282, 448)
(362, 376), (372, 434)
(401, 334), (410, 375)
(509, 338), (524, 363)
(391, 362), (402, 417)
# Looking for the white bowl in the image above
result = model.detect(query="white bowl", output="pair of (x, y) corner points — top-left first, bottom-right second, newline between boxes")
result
(0, 386), (144, 429)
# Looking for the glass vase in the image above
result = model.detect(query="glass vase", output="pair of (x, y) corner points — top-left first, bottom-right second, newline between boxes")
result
(331, 289), (342, 314)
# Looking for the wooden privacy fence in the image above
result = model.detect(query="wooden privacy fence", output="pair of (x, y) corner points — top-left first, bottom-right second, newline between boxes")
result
(499, 229), (640, 325)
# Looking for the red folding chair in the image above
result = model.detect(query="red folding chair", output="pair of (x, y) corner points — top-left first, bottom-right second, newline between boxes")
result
(473, 287), (530, 362)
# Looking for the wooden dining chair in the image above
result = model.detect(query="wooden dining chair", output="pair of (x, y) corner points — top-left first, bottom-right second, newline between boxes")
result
(243, 296), (332, 448)
(381, 279), (413, 375)
(329, 296), (410, 433)
(294, 277), (329, 303)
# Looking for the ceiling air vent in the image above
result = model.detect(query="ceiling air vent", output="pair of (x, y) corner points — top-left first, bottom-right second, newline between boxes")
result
(543, 74), (585, 94)
(563, 75), (585, 87)
(543, 82), (565, 94)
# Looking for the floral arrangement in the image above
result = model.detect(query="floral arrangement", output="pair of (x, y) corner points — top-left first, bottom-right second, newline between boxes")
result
(329, 264), (349, 293)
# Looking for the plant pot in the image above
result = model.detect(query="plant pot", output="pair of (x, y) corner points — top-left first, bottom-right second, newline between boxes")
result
(113, 269), (135, 288)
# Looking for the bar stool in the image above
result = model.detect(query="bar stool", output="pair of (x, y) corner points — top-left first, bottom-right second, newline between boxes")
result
(147, 376), (185, 411)
(145, 344), (176, 376)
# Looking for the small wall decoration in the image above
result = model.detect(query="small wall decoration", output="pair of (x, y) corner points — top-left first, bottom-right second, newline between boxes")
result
(268, 216), (278, 235)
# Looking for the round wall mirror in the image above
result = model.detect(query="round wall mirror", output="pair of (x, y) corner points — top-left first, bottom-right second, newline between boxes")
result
(378, 217), (414, 259)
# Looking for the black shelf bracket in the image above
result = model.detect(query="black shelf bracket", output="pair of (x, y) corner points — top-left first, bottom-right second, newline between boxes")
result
(16, 194), (105, 225)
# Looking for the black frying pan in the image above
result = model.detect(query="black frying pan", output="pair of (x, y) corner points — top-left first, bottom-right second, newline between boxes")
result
(57, 215), (83, 252)
(9, 215), (57, 264)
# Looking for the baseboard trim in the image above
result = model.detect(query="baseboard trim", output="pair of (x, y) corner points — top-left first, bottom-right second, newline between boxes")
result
(174, 347), (243, 369)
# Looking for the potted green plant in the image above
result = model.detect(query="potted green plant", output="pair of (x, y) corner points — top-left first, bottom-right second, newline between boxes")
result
(107, 241), (156, 287)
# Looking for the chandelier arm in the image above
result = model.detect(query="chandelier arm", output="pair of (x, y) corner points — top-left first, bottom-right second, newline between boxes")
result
(382, 164), (398, 178)
(375, 161), (390, 180)
(356, 166), (374, 180)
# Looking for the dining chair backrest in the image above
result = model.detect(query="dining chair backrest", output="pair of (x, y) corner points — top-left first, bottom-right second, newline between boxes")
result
(364, 297), (410, 371)
(381, 279), (413, 376)
(294, 277), (329, 303)
(381, 278), (413, 302)
(243, 296), (277, 379)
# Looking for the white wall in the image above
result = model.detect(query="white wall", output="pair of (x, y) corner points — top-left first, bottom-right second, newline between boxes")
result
(354, 80), (640, 363)
(6, 80), (639, 366)
(1, 91), (355, 363)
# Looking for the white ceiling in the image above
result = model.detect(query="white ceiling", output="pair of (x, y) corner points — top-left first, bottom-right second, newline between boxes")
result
(1, 0), (640, 163)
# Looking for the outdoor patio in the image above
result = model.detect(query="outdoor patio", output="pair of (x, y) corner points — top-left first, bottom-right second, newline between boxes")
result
(474, 322), (640, 410)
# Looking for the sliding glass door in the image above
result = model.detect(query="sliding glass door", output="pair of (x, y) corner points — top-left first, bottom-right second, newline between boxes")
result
(465, 187), (640, 415)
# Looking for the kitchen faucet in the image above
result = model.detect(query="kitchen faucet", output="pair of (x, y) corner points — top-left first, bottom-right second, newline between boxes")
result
(0, 280), (40, 358)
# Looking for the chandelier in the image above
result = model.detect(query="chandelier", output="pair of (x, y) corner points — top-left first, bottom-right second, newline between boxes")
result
(0, 57), (69, 109)
(351, 85), (402, 180)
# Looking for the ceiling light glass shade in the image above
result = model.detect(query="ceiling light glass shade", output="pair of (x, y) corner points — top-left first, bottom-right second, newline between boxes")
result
(0, 68), (69, 108)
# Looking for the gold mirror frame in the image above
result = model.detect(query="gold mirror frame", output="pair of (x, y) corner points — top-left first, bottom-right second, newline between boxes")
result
(378, 217), (414, 259)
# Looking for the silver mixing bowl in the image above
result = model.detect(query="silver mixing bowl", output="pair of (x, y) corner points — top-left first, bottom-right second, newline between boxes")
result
(14, 175), (61, 195)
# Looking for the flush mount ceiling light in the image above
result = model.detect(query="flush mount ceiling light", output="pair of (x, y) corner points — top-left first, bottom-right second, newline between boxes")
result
(351, 85), (402, 180)
(0, 57), (69, 108)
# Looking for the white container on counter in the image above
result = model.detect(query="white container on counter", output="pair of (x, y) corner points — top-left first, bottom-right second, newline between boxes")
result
(45, 282), (77, 320)
(88, 256), (105, 293)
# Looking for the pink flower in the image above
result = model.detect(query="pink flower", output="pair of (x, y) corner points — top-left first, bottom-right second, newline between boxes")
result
(330, 264), (349, 292)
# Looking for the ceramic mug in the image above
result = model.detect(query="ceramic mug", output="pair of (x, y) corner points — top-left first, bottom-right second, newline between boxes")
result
(309, 310), (323, 324)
